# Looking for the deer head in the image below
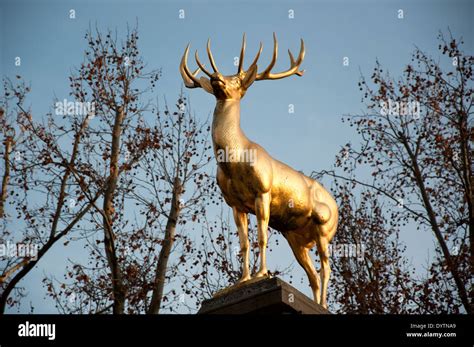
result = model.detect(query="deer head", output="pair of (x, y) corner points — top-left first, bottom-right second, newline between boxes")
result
(179, 33), (305, 100)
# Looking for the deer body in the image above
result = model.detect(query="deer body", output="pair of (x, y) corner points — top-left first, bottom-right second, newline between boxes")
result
(180, 34), (338, 308)
(213, 99), (335, 231)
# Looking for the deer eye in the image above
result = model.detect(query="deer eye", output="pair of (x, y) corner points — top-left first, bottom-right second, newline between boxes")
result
(230, 79), (240, 87)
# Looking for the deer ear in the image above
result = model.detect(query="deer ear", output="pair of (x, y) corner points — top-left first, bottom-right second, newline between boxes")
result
(199, 77), (213, 94)
(242, 64), (258, 89)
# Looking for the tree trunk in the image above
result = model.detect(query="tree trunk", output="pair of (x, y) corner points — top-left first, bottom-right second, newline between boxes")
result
(404, 140), (472, 313)
(458, 110), (473, 286)
(103, 106), (126, 314)
(0, 136), (12, 218)
(147, 176), (183, 314)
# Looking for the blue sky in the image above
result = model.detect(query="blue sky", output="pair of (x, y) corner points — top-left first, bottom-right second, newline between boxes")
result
(1, 0), (472, 312)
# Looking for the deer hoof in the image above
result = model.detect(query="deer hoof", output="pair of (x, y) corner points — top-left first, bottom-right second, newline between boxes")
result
(237, 275), (251, 284)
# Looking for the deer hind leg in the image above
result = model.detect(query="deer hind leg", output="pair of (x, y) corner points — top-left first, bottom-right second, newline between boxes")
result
(316, 236), (331, 309)
(233, 208), (250, 283)
(309, 184), (332, 225)
(286, 233), (321, 304)
(254, 192), (270, 278)
(312, 201), (331, 225)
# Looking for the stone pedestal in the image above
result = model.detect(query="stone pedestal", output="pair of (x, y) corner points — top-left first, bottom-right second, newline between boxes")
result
(198, 276), (330, 314)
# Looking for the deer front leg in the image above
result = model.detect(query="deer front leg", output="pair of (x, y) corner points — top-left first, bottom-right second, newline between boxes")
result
(233, 207), (251, 283)
(254, 192), (270, 278)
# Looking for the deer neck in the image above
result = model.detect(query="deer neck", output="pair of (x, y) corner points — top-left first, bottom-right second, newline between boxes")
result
(212, 99), (248, 152)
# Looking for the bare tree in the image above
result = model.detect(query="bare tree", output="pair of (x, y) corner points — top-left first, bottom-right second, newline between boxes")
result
(141, 95), (216, 313)
(40, 25), (157, 314)
(318, 31), (472, 313)
(0, 78), (28, 291)
(60, 26), (161, 314)
(312, 173), (417, 313)
(44, 90), (216, 314)
(0, 75), (102, 313)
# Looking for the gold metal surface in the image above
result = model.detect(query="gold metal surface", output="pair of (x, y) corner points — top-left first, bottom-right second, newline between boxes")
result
(180, 33), (338, 308)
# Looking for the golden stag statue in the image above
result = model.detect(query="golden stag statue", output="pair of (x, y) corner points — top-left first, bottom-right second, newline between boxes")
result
(179, 34), (338, 308)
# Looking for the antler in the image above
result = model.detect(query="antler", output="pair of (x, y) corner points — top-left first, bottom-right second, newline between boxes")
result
(206, 39), (219, 73)
(180, 33), (304, 90)
(180, 44), (204, 88)
(248, 33), (305, 81)
(238, 33), (246, 73)
(238, 34), (263, 75)
(181, 39), (221, 89)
